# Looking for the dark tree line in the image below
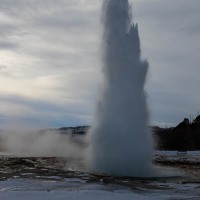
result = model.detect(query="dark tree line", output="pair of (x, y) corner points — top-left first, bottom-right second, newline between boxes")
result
(154, 116), (200, 151)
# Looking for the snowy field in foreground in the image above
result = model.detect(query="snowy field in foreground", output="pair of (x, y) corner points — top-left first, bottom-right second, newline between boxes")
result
(2, 191), (199, 200)
(0, 151), (200, 200)
(154, 150), (200, 164)
(1, 191), (189, 200)
(155, 150), (200, 156)
(1, 178), (200, 200)
(0, 190), (177, 200)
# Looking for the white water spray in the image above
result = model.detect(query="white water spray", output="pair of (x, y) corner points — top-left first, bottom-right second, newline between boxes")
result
(88, 0), (153, 177)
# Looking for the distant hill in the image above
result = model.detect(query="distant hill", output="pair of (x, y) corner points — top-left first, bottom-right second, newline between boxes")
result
(39, 126), (90, 136)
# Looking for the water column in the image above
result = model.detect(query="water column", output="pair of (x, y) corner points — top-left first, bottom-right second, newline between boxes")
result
(89, 0), (153, 177)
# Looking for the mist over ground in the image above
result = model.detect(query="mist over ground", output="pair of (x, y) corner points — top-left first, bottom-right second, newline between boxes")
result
(0, 129), (88, 171)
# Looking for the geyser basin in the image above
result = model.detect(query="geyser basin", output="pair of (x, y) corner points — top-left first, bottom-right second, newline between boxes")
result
(88, 0), (153, 177)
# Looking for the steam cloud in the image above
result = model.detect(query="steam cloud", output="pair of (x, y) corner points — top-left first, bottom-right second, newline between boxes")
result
(88, 0), (153, 177)
(1, 131), (87, 170)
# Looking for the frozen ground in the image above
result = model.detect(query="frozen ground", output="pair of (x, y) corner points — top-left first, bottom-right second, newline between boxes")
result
(154, 151), (200, 166)
(0, 151), (200, 199)
(1, 176), (200, 200)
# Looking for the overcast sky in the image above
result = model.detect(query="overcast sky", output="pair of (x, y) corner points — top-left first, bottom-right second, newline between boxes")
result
(0, 0), (200, 131)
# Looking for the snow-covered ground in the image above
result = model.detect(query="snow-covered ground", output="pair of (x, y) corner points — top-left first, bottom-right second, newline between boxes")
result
(0, 151), (200, 199)
(154, 151), (200, 165)
(1, 176), (200, 200)
(155, 150), (200, 157)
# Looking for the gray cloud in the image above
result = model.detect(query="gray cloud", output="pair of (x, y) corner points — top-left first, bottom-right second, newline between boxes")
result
(0, 0), (199, 128)
(0, 94), (93, 129)
(181, 23), (200, 36)
(0, 24), (18, 37)
(132, 0), (200, 126)
(0, 41), (18, 50)
(0, 65), (7, 70)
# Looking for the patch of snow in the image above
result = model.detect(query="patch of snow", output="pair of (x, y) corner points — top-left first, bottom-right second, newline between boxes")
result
(154, 151), (200, 164)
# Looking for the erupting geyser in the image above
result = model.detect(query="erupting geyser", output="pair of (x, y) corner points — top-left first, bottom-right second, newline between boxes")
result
(88, 0), (153, 177)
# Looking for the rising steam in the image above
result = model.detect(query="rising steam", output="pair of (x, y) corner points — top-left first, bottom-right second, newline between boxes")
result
(0, 131), (87, 170)
(88, 0), (153, 177)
